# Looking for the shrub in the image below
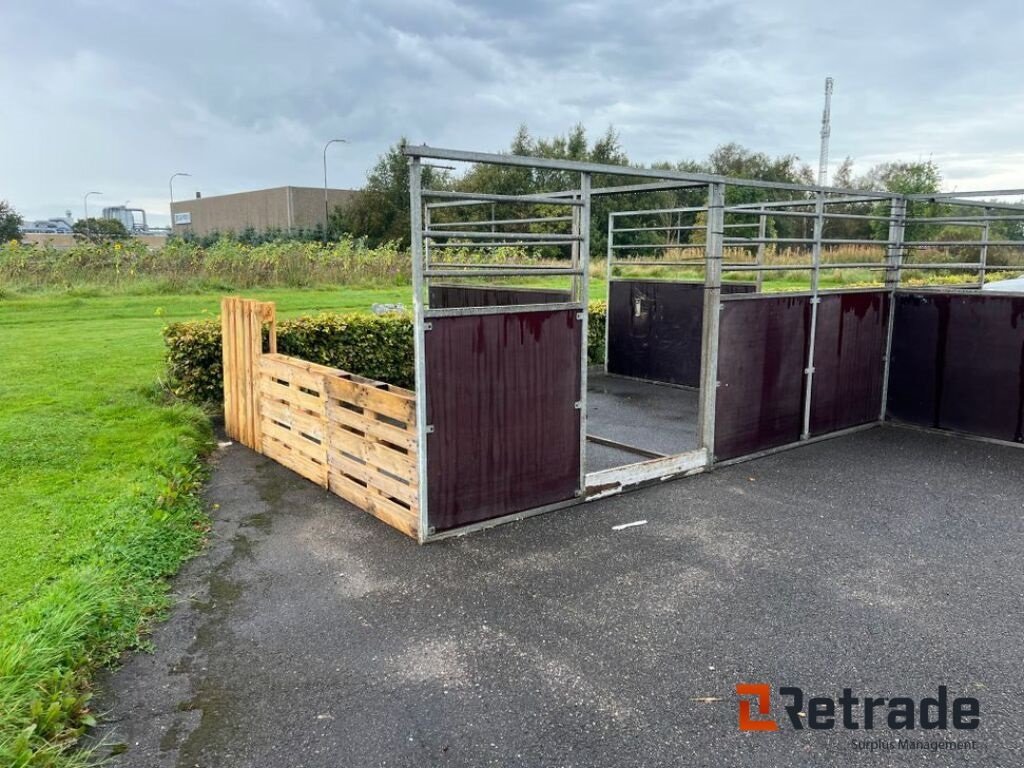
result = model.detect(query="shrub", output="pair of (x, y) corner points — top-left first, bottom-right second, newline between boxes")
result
(164, 301), (608, 404)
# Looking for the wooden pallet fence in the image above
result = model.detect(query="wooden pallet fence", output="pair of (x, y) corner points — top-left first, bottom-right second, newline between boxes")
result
(221, 298), (419, 538)
(221, 296), (276, 449)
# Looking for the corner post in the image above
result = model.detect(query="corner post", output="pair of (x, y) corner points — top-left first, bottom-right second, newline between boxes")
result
(604, 211), (614, 372)
(879, 196), (906, 422)
(577, 172), (592, 496)
(697, 182), (725, 462)
(800, 192), (826, 440)
(408, 157), (430, 543)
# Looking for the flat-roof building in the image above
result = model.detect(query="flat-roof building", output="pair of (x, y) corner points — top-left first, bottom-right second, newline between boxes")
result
(170, 186), (356, 236)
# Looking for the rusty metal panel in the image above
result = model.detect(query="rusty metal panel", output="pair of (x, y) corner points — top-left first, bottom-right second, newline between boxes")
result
(429, 284), (572, 309)
(607, 280), (755, 387)
(810, 291), (890, 434)
(888, 292), (1024, 442)
(424, 309), (582, 531)
(715, 295), (811, 460)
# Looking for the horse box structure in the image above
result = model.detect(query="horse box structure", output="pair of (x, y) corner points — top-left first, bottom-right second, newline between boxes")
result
(221, 146), (1024, 543)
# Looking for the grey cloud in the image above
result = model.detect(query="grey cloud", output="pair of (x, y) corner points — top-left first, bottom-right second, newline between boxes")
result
(1, 0), (1022, 225)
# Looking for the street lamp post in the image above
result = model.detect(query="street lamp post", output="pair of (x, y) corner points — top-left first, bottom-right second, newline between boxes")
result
(84, 191), (102, 240)
(169, 172), (191, 229)
(322, 139), (347, 244)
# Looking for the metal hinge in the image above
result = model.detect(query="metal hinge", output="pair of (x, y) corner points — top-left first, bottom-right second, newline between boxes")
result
(810, 297), (822, 305)
(574, 401), (583, 410)
(576, 311), (584, 320)
(804, 366), (816, 374)
(423, 322), (433, 331)
(425, 424), (435, 434)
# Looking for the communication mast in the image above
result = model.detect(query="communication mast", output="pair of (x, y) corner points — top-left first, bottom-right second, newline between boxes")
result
(818, 77), (834, 186)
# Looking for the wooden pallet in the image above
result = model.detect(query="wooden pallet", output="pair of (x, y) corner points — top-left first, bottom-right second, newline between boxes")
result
(221, 299), (419, 538)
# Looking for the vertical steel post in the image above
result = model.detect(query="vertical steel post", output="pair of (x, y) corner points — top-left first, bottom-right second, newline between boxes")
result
(697, 183), (724, 461)
(408, 158), (430, 542)
(978, 207), (991, 287)
(755, 211), (767, 292)
(879, 197), (906, 422)
(577, 173), (592, 495)
(800, 193), (826, 440)
(423, 205), (431, 271)
(604, 212), (614, 373)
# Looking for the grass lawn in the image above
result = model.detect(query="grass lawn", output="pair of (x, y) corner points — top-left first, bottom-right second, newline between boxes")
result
(0, 286), (423, 765)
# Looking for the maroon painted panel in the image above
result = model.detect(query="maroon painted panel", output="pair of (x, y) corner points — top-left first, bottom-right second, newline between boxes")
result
(715, 295), (811, 461)
(429, 284), (572, 309)
(607, 280), (755, 387)
(425, 309), (582, 531)
(809, 292), (890, 434)
(888, 292), (1024, 442)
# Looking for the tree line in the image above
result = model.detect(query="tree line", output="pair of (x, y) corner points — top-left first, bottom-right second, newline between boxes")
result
(331, 125), (1023, 256)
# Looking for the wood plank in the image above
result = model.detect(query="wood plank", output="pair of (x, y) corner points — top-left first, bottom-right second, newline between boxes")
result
(260, 399), (326, 441)
(258, 356), (332, 394)
(221, 297), (235, 440)
(328, 431), (417, 484)
(263, 434), (328, 487)
(261, 418), (327, 465)
(248, 304), (263, 449)
(325, 376), (416, 424)
(328, 450), (418, 506)
(262, 353), (343, 379)
(258, 376), (325, 416)
(325, 400), (416, 451)
(328, 471), (417, 538)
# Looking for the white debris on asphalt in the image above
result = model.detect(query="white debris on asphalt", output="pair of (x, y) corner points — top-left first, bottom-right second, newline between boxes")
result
(612, 519), (647, 531)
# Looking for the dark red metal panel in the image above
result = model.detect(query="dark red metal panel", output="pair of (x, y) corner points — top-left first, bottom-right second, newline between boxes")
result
(429, 284), (572, 309)
(809, 291), (890, 434)
(888, 292), (1024, 442)
(425, 309), (582, 531)
(715, 295), (811, 461)
(607, 280), (755, 387)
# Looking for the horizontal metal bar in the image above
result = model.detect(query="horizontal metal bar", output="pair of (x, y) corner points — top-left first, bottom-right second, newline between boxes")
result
(403, 145), (901, 197)
(586, 434), (667, 459)
(422, 189), (584, 207)
(613, 222), (757, 233)
(439, 216), (573, 227)
(610, 205), (710, 219)
(896, 263), (983, 270)
(427, 262), (562, 270)
(611, 242), (705, 250)
(903, 215), (1024, 223)
(728, 194), (891, 210)
(553, 180), (706, 197)
(903, 240), (1024, 247)
(425, 301), (583, 319)
(723, 237), (894, 246)
(611, 260), (707, 267)
(424, 267), (582, 278)
(929, 199), (1024, 213)
(907, 188), (1024, 200)
(721, 263), (890, 272)
(427, 240), (575, 249)
(425, 229), (581, 242)
(728, 208), (895, 222)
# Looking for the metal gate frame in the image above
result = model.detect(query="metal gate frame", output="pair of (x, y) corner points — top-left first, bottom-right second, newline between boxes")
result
(405, 145), (1024, 542)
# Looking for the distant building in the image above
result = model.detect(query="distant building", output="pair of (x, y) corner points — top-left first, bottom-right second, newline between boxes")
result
(169, 186), (356, 237)
(102, 206), (149, 233)
(20, 218), (74, 234)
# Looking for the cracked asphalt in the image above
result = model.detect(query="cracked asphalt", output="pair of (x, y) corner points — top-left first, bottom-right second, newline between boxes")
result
(91, 426), (1024, 767)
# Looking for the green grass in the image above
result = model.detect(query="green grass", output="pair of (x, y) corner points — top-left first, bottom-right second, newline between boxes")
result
(0, 287), (412, 765)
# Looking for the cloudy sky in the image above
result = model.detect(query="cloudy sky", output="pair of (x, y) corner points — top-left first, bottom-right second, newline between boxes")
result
(3, 0), (1022, 226)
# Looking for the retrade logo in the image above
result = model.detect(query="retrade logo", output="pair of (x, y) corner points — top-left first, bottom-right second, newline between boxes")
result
(736, 683), (778, 731)
(736, 684), (980, 732)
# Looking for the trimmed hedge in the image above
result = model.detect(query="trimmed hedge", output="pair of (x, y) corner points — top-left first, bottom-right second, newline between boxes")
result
(164, 301), (607, 404)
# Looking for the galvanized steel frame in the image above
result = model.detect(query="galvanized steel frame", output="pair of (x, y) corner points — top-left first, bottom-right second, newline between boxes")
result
(404, 145), (1024, 541)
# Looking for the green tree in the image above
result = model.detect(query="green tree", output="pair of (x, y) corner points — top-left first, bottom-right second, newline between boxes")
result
(0, 200), (23, 242)
(333, 139), (451, 247)
(72, 217), (129, 243)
